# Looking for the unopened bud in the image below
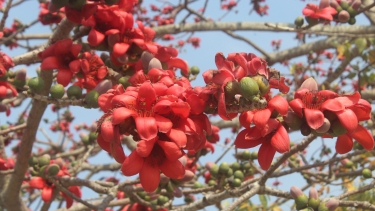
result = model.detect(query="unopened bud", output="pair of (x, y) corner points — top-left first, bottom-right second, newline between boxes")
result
(318, 198), (339, 211)
(290, 186), (308, 210)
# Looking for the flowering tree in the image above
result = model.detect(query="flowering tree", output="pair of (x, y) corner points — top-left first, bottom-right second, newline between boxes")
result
(1, 0), (375, 210)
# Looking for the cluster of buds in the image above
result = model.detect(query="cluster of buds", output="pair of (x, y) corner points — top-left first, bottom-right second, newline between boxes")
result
(290, 186), (339, 211)
(205, 161), (254, 188)
(330, 0), (360, 24)
(28, 155), (61, 177)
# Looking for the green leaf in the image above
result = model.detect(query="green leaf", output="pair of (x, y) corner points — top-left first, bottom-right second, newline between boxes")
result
(346, 72), (357, 79)
(259, 194), (268, 208)
(354, 38), (367, 54)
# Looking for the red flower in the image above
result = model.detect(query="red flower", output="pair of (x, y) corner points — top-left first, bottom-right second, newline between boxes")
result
(29, 177), (82, 208)
(121, 140), (185, 192)
(240, 95), (288, 129)
(0, 52), (14, 77)
(38, 2), (65, 25)
(0, 158), (14, 170)
(235, 119), (290, 170)
(39, 39), (81, 86)
(155, 46), (189, 76)
(289, 88), (338, 130)
(71, 52), (108, 90)
(302, 3), (337, 21)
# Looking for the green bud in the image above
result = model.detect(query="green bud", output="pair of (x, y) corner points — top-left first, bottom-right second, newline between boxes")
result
(294, 16), (304, 27)
(208, 180), (217, 186)
(232, 178), (242, 187)
(89, 132), (98, 142)
(242, 150), (251, 160)
(47, 164), (60, 176)
(233, 170), (244, 181)
(28, 77), (45, 93)
(190, 66), (200, 75)
(219, 162), (230, 174)
(240, 77), (259, 100)
(85, 90), (100, 108)
(308, 198), (321, 210)
(231, 162), (241, 171)
(362, 168), (373, 179)
(28, 156), (39, 168)
(50, 84), (65, 99)
(118, 76), (131, 89)
(67, 85), (82, 99)
(210, 164), (219, 177)
(38, 155), (50, 167)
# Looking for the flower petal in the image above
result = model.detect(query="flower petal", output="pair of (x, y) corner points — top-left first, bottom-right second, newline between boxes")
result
(239, 111), (254, 128)
(160, 159), (185, 179)
(337, 109), (358, 133)
(268, 95), (289, 115)
(57, 68), (73, 87)
(155, 114), (173, 133)
(271, 124), (290, 153)
(234, 128), (264, 149)
(121, 151), (144, 176)
(135, 117), (158, 140)
(351, 125), (375, 151)
(166, 129), (187, 148)
(42, 186), (53, 202)
(29, 177), (46, 189)
(289, 99), (304, 117)
(136, 139), (156, 157)
(335, 134), (353, 154)
(253, 108), (271, 128)
(140, 162), (160, 192)
(258, 142), (276, 170)
(112, 107), (137, 125)
(158, 141), (184, 160)
(304, 108), (324, 130)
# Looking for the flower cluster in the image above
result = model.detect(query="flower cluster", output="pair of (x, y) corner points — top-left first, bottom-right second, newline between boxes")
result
(28, 156), (82, 208)
(97, 53), (211, 192)
(287, 77), (374, 153)
(39, 38), (107, 88)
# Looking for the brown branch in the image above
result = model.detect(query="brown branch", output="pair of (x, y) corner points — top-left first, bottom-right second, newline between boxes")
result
(0, 123), (26, 136)
(0, 18), (76, 211)
(0, 0), (13, 31)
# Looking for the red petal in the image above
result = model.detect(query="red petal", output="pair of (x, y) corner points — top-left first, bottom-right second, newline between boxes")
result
(253, 108), (271, 128)
(140, 162), (160, 192)
(100, 120), (114, 142)
(41, 56), (62, 70)
(268, 95), (289, 115)
(57, 68), (73, 87)
(187, 94), (205, 115)
(42, 186), (53, 202)
(97, 134), (111, 152)
(121, 151), (144, 176)
(234, 53), (248, 72)
(335, 134), (353, 154)
(138, 82), (156, 110)
(289, 99), (304, 117)
(135, 117), (158, 140)
(337, 109), (358, 133)
(271, 124), (290, 153)
(136, 139), (156, 157)
(66, 186), (82, 208)
(29, 177), (46, 189)
(234, 128), (264, 149)
(54, 39), (72, 55)
(321, 98), (344, 112)
(258, 142), (276, 170)
(167, 58), (189, 76)
(239, 111), (254, 128)
(110, 136), (126, 163)
(160, 159), (185, 179)
(304, 108), (324, 130)
(166, 129), (187, 148)
(336, 92), (360, 107)
(158, 141), (184, 160)
(88, 29), (105, 46)
(215, 52), (233, 71)
(351, 125), (375, 151)
(155, 114), (173, 133)
(70, 44), (82, 58)
(112, 43), (130, 58)
(170, 102), (190, 119)
(112, 107), (137, 125)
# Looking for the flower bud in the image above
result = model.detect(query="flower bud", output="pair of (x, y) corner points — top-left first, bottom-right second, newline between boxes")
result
(179, 156), (187, 167)
(178, 170), (195, 182)
(362, 168), (373, 179)
(141, 51), (154, 69)
(205, 162), (215, 170)
(308, 187), (320, 209)
(85, 90), (100, 108)
(299, 77), (318, 91)
(219, 162), (230, 174)
(47, 164), (60, 176)
(160, 174), (170, 184)
(351, 0), (361, 10)
(50, 84), (65, 99)
(190, 66), (200, 75)
(28, 77), (45, 93)
(148, 58), (163, 72)
(290, 186), (308, 210)
(319, 0), (330, 9)
(173, 186), (183, 198)
(338, 10), (350, 23)
(315, 118), (331, 134)
(294, 16), (304, 27)
(240, 77), (259, 100)
(340, 158), (353, 168)
(67, 85), (82, 99)
(94, 80), (112, 95)
(38, 154), (51, 167)
(318, 198), (339, 211)
(330, 0), (339, 8)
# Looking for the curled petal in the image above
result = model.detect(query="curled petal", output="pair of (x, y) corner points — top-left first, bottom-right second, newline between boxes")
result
(158, 141), (184, 160)
(112, 107), (137, 125)
(304, 108), (324, 130)
(42, 186), (53, 203)
(271, 124), (290, 153)
(29, 177), (46, 189)
(337, 109), (358, 133)
(351, 125), (375, 151)
(140, 162), (160, 192)
(160, 159), (185, 179)
(135, 117), (158, 140)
